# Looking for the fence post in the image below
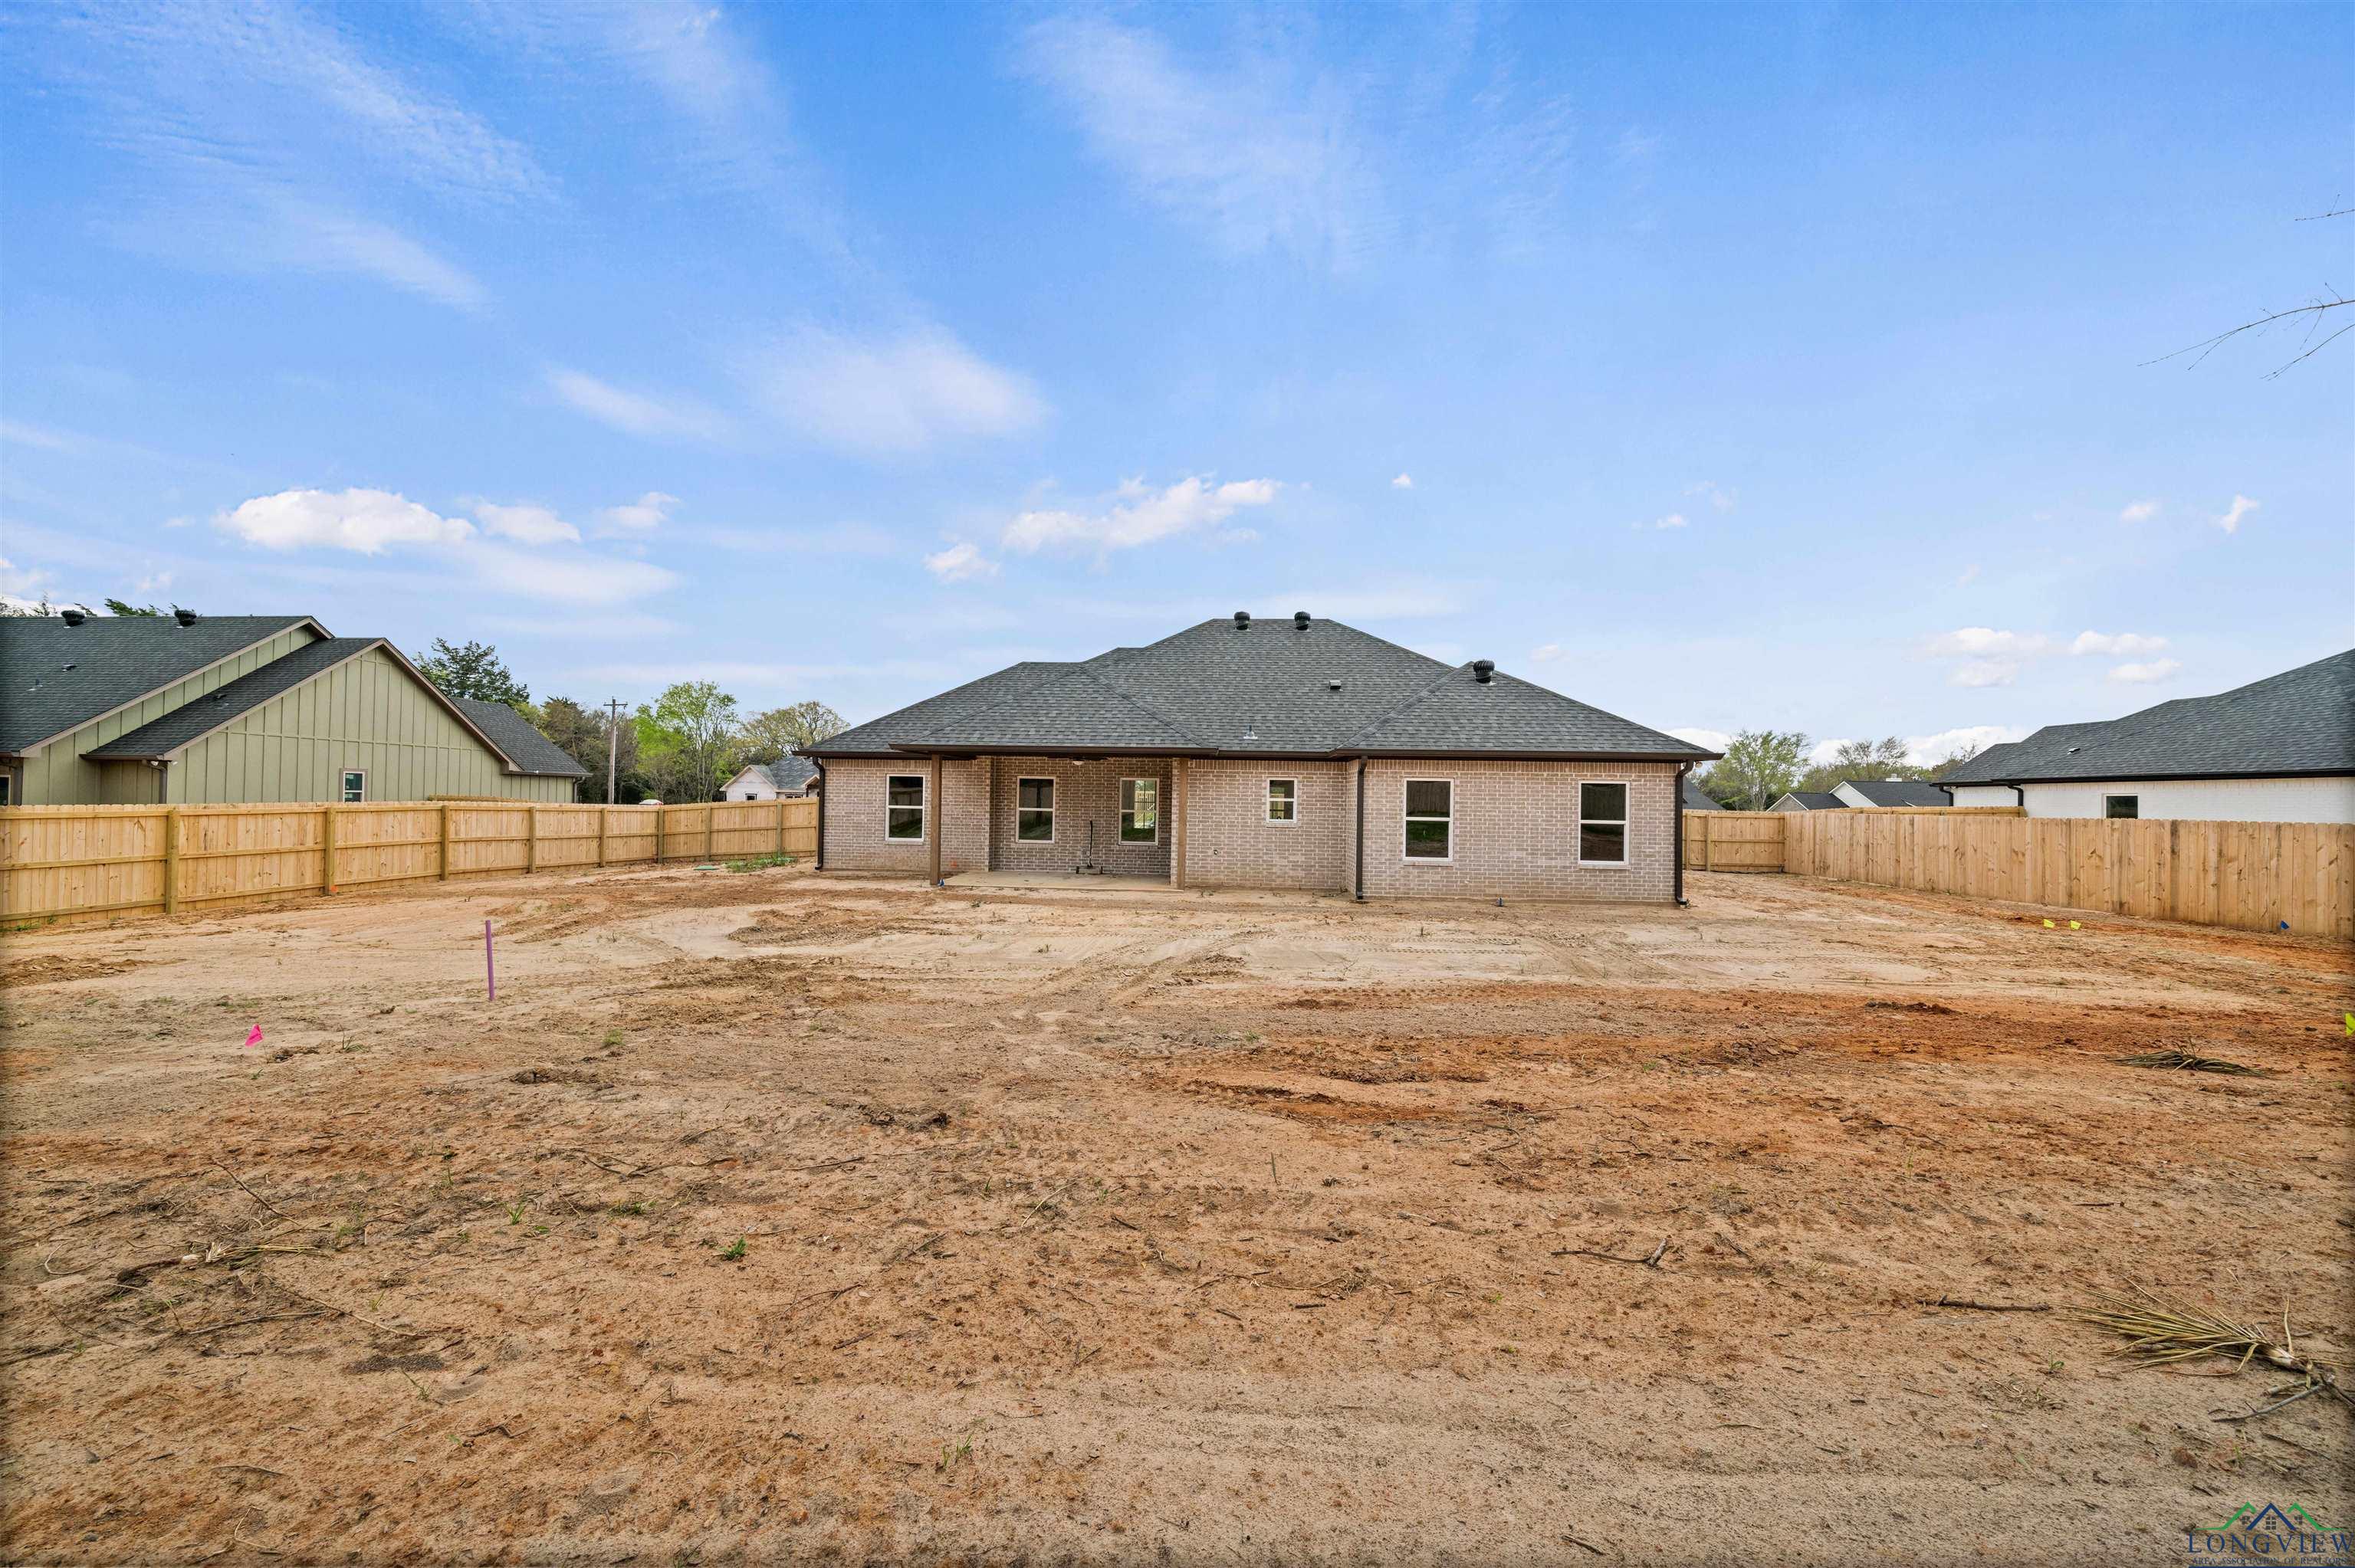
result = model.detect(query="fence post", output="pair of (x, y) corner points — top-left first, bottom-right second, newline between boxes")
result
(777, 799), (786, 858)
(163, 807), (181, 916)
(597, 805), (608, 868)
(322, 803), (339, 895)
(526, 805), (539, 874)
(438, 803), (452, 881)
(705, 802), (715, 861)
(655, 808), (665, 864)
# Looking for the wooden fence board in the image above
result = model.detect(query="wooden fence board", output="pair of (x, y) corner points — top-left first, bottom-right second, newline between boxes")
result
(0, 798), (817, 926)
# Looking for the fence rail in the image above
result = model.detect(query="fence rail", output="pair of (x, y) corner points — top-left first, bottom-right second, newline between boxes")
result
(1686, 806), (2353, 940)
(2, 799), (817, 926)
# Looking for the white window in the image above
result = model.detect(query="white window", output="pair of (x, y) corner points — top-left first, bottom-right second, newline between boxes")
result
(1120, 777), (1158, 843)
(1017, 776), (1056, 841)
(1578, 781), (1627, 864)
(885, 773), (925, 841)
(1404, 779), (1452, 861)
(340, 770), (366, 803)
(1266, 778), (1297, 823)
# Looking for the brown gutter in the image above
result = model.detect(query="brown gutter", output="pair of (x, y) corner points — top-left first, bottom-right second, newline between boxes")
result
(811, 758), (826, 869)
(1353, 757), (1366, 901)
(1673, 762), (1690, 907)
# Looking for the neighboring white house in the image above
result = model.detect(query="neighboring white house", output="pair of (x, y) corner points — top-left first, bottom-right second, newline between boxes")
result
(721, 754), (819, 801)
(1938, 650), (2355, 822)
(1768, 791), (1845, 812)
(1831, 778), (1949, 809)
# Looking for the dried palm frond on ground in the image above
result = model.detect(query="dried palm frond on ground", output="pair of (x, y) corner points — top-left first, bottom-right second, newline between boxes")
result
(2085, 1289), (2353, 1422)
(2116, 1049), (2271, 1075)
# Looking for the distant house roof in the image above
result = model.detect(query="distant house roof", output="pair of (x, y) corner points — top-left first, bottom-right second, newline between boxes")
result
(0, 613), (320, 755)
(809, 618), (1714, 763)
(759, 753), (818, 792)
(451, 697), (587, 779)
(1680, 777), (1723, 810)
(1838, 778), (1950, 807)
(1940, 650), (2355, 786)
(1772, 792), (1846, 811)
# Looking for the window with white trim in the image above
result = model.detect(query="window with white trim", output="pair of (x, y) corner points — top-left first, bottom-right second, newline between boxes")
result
(885, 773), (925, 840)
(1578, 781), (1627, 864)
(1119, 777), (1158, 842)
(2104, 794), (2138, 819)
(1017, 776), (1056, 841)
(0, 772), (15, 805)
(1404, 779), (1452, 861)
(341, 770), (366, 803)
(1266, 778), (1297, 822)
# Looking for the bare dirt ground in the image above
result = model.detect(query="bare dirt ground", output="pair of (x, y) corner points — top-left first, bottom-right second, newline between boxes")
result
(2, 864), (2350, 1566)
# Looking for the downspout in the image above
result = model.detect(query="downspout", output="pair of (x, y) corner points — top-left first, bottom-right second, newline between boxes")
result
(812, 759), (826, 870)
(2009, 782), (2025, 812)
(1673, 762), (1690, 907)
(1353, 758), (1366, 901)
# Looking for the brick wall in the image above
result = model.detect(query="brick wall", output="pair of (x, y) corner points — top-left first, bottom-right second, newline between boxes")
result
(988, 756), (1171, 875)
(1357, 759), (1679, 902)
(1180, 759), (1353, 891)
(817, 758), (988, 875)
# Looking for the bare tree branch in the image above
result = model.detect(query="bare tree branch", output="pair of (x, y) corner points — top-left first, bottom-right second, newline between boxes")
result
(2143, 295), (2354, 376)
(2293, 206), (2353, 222)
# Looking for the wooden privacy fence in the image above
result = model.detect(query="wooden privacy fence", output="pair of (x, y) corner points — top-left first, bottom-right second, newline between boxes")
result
(1683, 806), (2353, 940)
(1, 799), (818, 926)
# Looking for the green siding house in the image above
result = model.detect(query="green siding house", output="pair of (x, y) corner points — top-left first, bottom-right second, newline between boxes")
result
(0, 612), (582, 805)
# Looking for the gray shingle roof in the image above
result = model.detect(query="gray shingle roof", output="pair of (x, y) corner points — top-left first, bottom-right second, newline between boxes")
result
(1681, 777), (1723, 809)
(1772, 792), (1846, 811)
(1839, 778), (1949, 807)
(809, 618), (1712, 761)
(452, 697), (587, 778)
(757, 754), (817, 792)
(1939, 651), (2355, 784)
(84, 638), (385, 759)
(0, 614), (317, 754)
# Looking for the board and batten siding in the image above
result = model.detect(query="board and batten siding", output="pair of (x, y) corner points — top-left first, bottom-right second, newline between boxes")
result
(167, 645), (573, 804)
(2017, 776), (2355, 824)
(14, 623), (323, 805)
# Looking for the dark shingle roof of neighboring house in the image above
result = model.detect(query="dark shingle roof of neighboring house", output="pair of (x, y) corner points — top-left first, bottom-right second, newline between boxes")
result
(1681, 777), (1723, 810)
(1773, 792), (1846, 811)
(1939, 650), (2355, 786)
(451, 697), (587, 778)
(84, 638), (388, 759)
(1839, 778), (1950, 807)
(758, 754), (818, 792)
(809, 618), (1713, 762)
(0, 613), (320, 754)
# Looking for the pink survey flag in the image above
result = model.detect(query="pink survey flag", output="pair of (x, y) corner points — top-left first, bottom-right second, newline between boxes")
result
(244, 1025), (264, 1050)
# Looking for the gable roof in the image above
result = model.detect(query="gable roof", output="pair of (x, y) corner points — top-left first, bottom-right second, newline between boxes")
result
(1838, 778), (1949, 807)
(1940, 650), (2355, 785)
(0, 613), (320, 755)
(810, 618), (1713, 762)
(1772, 791), (1846, 810)
(760, 753), (818, 791)
(1681, 777), (1723, 809)
(451, 697), (587, 778)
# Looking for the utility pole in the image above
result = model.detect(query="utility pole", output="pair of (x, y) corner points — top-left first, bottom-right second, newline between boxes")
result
(605, 697), (625, 804)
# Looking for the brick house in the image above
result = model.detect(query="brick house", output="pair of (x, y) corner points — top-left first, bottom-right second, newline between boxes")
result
(802, 613), (1717, 903)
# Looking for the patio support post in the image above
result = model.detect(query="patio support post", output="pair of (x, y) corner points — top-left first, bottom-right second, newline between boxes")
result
(928, 753), (943, 885)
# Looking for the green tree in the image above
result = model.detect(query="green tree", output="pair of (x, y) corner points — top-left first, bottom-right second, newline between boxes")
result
(103, 599), (163, 616)
(1697, 729), (1811, 812)
(636, 681), (742, 802)
(738, 700), (846, 760)
(1926, 743), (1982, 780)
(536, 697), (646, 802)
(415, 638), (530, 709)
(1795, 736), (1917, 795)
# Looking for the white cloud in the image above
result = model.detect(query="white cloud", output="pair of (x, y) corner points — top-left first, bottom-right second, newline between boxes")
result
(2070, 630), (2168, 657)
(463, 543), (677, 607)
(2119, 500), (2160, 523)
(2110, 658), (2183, 684)
(1904, 724), (2025, 764)
(1003, 475), (1282, 556)
(1956, 563), (1981, 586)
(1951, 660), (2019, 688)
(596, 491), (680, 533)
(1805, 737), (1853, 765)
(0, 421), (82, 453)
(1684, 480), (1737, 513)
(1391, 473), (1414, 490)
(547, 369), (724, 441)
(744, 327), (1045, 455)
(1015, 15), (1381, 267)
(1668, 726), (1730, 753)
(1530, 643), (1564, 664)
(1924, 627), (2057, 659)
(924, 542), (998, 583)
(2216, 494), (2259, 533)
(219, 487), (475, 553)
(1637, 512), (1688, 531)
(470, 500), (580, 546)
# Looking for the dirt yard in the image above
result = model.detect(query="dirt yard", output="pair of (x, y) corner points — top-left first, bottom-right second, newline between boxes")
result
(2, 864), (2349, 1566)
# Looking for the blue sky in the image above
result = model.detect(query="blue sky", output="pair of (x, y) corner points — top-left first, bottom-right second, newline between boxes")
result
(3, 2), (2348, 763)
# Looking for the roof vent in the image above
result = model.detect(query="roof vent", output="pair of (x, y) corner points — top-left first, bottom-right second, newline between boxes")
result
(60, 608), (86, 627)
(1326, 679), (1342, 691)
(174, 607), (197, 627)
(1292, 611), (1310, 630)
(1233, 611), (1251, 629)
(1472, 658), (1496, 684)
